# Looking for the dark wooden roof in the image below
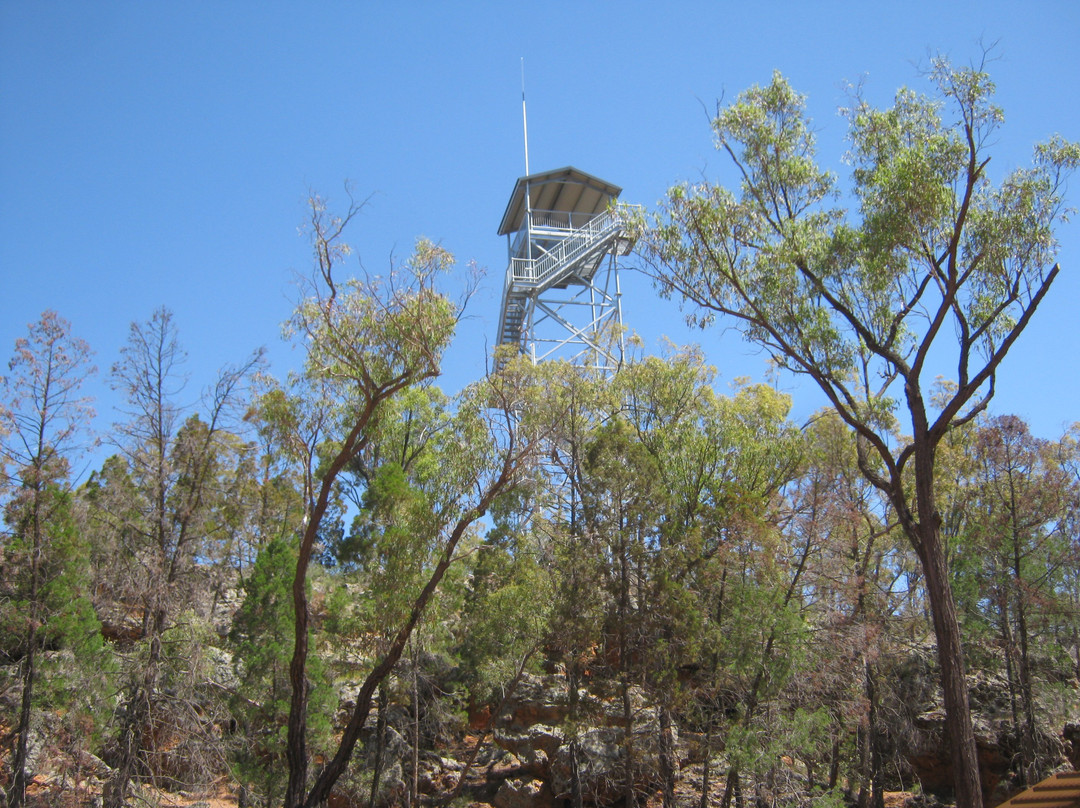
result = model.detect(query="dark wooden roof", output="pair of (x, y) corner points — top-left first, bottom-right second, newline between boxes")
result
(995, 772), (1080, 808)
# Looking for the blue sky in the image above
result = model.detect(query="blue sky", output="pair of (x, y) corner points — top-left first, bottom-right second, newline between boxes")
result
(3, 2), (1079, 454)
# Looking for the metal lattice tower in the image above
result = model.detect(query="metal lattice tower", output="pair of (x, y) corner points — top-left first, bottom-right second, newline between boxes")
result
(495, 167), (636, 373)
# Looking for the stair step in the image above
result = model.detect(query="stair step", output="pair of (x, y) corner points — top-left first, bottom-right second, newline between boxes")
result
(496, 208), (631, 350)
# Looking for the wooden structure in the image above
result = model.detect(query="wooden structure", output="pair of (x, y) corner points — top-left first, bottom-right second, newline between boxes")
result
(994, 771), (1080, 808)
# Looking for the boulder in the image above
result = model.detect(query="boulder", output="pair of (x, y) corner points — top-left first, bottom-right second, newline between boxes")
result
(492, 777), (555, 808)
(494, 725), (564, 776)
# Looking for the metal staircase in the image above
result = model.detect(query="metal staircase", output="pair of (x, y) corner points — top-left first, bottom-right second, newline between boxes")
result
(513, 209), (620, 292)
(496, 209), (627, 352)
(497, 290), (530, 350)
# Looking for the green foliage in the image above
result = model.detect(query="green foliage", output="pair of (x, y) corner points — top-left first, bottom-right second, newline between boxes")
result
(1, 485), (112, 705)
(5, 64), (1079, 808)
(641, 58), (1078, 807)
(644, 58), (1078, 453)
(229, 536), (337, 804)
(282, 236), (458, 434)
(458, 512), (553, 700)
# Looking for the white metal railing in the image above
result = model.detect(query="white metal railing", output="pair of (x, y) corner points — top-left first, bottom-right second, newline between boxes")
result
(510, 210), (611, 258)
(510, 209), (619, 289)
(528, 209), (598, 230)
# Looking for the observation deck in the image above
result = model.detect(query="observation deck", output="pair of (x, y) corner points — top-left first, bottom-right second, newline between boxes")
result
(495, 167), (636, 366)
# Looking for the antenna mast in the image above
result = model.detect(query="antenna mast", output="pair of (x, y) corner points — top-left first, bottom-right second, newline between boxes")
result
(521, 59), (532, 261)
(521, 58), (530, 176)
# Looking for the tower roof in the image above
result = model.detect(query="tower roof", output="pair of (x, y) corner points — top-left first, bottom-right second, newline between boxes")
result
(497, 166), (622, 236)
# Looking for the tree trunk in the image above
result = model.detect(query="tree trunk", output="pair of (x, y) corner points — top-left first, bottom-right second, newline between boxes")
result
(658, 703), (676, 808)
(998, 592), (1021, 733)
(870, 675), (885, 808)
(370, 680), (389, 808)
(9, 495), (44, 808)
(284, 523), (315, 808)
(916, 510), (983, 808)
(856, 720), (871, 808)
(302, 499), (503, 808)
(858, 657), (886, 808)
(621, 677), (636, 808)
(1011, 519), (1039, 786)
(893, 436), (984, 808)
(699, 724), (713, 808)
(567, 665), (584, 808)
(828, 730), (841, 792)
(8, 632), (36, 808)
(721, 765), (740, 808)
(105, 621), (165, 808)
(410, 640), (420, 808)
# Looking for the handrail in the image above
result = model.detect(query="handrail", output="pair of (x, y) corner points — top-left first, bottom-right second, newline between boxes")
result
(527, 209), (598, 230)
(511, 209), (619, 289)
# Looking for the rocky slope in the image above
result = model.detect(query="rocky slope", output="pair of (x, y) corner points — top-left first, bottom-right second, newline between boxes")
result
(2, 644), (1078, 807)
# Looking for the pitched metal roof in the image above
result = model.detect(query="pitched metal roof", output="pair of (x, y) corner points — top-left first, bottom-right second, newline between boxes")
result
(995, 772), (1080, 808)
(497, 166), (622, 236)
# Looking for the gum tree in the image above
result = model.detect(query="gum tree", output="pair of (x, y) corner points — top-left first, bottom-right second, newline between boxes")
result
(639, 56), (1079, 808)
(260, 192), (547, 808)
(265, 193), (458, 806)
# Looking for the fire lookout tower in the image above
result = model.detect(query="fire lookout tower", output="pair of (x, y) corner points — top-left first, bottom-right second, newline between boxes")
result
(494, 167), (637, 372)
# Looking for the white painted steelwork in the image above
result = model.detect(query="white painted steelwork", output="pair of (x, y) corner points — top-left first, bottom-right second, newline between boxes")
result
(495, 166), (637, 372)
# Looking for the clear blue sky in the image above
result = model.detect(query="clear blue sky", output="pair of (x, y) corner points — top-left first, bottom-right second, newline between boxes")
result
(3, 2), (1078, 452)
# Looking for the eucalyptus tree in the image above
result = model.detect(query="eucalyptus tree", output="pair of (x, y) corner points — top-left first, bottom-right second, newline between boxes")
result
(304, 361), (549, 808)
(257, 198), (456, 805)
(614, 349), (809, 808)
(0, 311), (100, 808)
(639, 56), (1079, 808)
(254, 192), (547, 808)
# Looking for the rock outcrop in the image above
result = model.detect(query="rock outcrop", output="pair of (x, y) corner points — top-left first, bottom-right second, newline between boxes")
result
(883, 646), (1075, 805)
